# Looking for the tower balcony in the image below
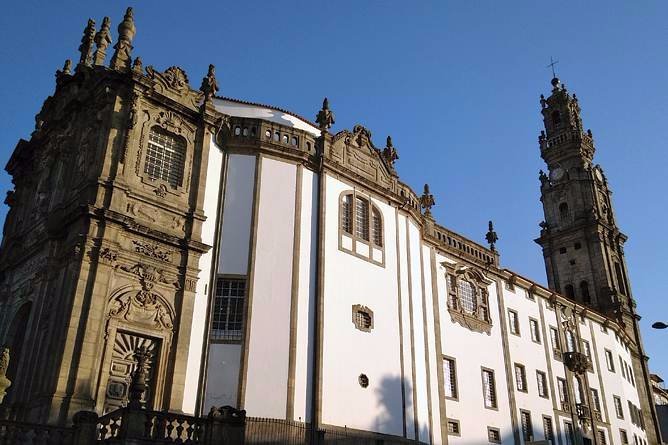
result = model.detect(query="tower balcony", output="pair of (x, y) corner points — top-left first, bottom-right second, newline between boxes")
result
(539, 129), (594, 153)
(563, 351), (591, 374)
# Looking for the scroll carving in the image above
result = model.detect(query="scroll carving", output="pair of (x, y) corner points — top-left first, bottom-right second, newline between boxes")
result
(108, 288), (174, 330)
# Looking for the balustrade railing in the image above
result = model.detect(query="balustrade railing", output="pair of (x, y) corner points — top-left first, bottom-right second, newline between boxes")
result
(0, 418), (73, 445)
(143, 410), (205, 443)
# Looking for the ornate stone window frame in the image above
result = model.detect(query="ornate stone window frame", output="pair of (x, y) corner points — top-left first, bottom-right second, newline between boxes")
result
(351, 304), (374, 332)
(442, 263), (493, 334)
(135, 106), (197, 198)
(338, 190), (385, 267)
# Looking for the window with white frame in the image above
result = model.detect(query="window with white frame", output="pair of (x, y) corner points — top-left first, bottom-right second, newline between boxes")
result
(211, 277), (246, 342)
(591, 388), (601, 413)
(614, 395), (624, 419)
(444, 357), (458, 399)
(537, 370), (548, 398)
(605, 349), (615, 372)
(508, 309), (520, 335)
(514, 363), (527, 392)
(530, 318), (541, 343)
(145, 126), (186, 188)
(482, 368), (497, 409)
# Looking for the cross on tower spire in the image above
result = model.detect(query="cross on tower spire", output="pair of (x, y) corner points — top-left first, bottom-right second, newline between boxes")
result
(547, 56), (559, 79)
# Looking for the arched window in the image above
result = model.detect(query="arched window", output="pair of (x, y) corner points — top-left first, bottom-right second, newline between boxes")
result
(445, 266), (493, 334)
(355, 197), (370, 241)
(565, 284), (575, 298)
(341, 194), (352, 234)
(559, 202), (569, 221)
(145, 127), (186, 188)
(580, 281), (591, 303)
(372, 208), (383, 247)
(551, 110), (561, 126)
(339, 191), (385, 264)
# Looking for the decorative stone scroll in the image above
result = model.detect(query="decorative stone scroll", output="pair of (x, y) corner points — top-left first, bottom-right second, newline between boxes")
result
(108, 288), (174, 330)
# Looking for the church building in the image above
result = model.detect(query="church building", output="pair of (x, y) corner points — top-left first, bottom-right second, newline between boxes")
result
(0, 7), (662, 445)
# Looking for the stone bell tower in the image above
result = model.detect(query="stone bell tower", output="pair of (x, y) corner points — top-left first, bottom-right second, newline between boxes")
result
(535, 76), (663, 443)
(0, 7), (223, 425)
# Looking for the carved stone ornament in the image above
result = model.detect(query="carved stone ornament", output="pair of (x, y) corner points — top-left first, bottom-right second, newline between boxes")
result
(108, 289), (174, 331)
(444, 264), (493, 335)
(419, 184), (435, 217)
(99, 247), (118, 265)
(117, 262), (173, 290)
(145, 65), (202, 108)
(563, 351), (591, 375)
(351, 304), (374, 333)
(330, 124), (396, 192)
(132, 239), (172, 262)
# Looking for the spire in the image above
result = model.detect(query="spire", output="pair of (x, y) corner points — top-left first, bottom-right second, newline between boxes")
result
(419, 184), (435, 217)
(315, 97), (335, 131)
(77, 19), (96, 69)
(110, 7), (136, 71)
(93, 17), (112, 66)
(382, 135), (399, 167)
(200, 64), (219, 103)
(485, 220), (498, 252)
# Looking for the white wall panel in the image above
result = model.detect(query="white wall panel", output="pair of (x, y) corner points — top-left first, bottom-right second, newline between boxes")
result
(244, 158), (297, 418)
(204, 345), (241, 409)
(182, 137), (223, 414)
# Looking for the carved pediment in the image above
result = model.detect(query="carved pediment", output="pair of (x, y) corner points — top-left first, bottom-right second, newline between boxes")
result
(145, 65), (202, 108)
(330, 124), (396, 191)
(108, 288), (174, 331)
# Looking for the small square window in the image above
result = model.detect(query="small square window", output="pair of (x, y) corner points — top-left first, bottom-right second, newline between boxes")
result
(574, 242), (582, 249)
(487, 427), (501, 443)
(447, 419), (460, 436)
(560, 247), (567, 254)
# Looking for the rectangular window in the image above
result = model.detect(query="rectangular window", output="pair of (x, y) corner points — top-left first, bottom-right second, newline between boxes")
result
(515, 363), (527, 392)
(550, 327), (562, 358)
(564, 421), (575, 445)
(508, 309), (520, 335)
(620, 356), (626, 380)
(605, 349), (615, 372)
(591, 388), (601, 413)
(565, 330), (576, 352)
(482, 368), (497, 409)
(211, 277), (246, 342)
(537, 370), (548, 398)
(530, 318), (541, 343)
(543, 416), (554, 445)
(145, 127), (186, 187)
(620, 429), (628, 444)
(598, 429), (608, 445)
(520, 410), (533, 442)
(446, 419), (460, 436)
(558, 377), (569, 410)
(341, 194), (352, 234)
(487, 427), (501, 443)
(614, 395), (624, 419)
(443, 356), (458, 399)
(582, 339), (592, 359)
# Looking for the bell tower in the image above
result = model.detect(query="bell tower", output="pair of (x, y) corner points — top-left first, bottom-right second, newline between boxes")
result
(535, 76), (663, 444)
(535, 76), (630, 314)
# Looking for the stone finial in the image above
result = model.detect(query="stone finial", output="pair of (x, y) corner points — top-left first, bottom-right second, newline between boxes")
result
(382, 135), (399, 166)
(419, 184), (435, 217)
(132, 57), (143, 74)
(200, 64), (219, 102)
(127, 346), (150, 409)
(0, 346), (11, 404)
(485, 220), (498, 252)
(78, 19), (96, 68)
(56, 59), (72, 80)
(315, 97), (335, 131)
(110, 7), (136, 71)
(93, 17), (112, 65)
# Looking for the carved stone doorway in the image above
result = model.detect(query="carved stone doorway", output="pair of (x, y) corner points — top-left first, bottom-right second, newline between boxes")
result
(103, 331), (160, 413)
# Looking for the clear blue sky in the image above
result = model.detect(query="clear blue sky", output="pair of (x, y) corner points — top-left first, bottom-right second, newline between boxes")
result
(1, 2), (666, 378)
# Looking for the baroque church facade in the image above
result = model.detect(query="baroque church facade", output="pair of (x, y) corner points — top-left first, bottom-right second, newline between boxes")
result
(0, 7), (662, 445)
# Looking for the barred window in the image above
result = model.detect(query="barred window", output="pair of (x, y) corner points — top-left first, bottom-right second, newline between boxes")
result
(354, 310), (371, 330)
(614, 395), (624, 419)
(620, 429), (628, 444)
(372, 208), (383, 247)
(211, 277), (246, 342)
(520, 410), (533, 442)
(145, 127), (186, 188)
(543, 416), (554, 444)
(537, 370), (548, 398)
(598, 429), (607, 445)
(515, 363), (527, 392)
(605, 349), (615, 372)
(564, 421), (575, 445)
(458, 280), (476, 314)
(591, 388), (601, 413)
(341, 195), (353, 234)
(482, 368), (497, 409)
(508, 309), (520, 335)
(530, 318), (541, 343)
(558, 377), (569, 403)
(446, 419), (460, 436)
(551, 327), (561, 351)
(443, 357), (458, 399)
(355, 197), (370, 240)
(488, 427), (501, 443)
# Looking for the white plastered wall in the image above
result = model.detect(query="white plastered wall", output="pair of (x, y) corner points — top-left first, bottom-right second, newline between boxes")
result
(182, 136), (223, 414)
(243, 157), (297, 418)
(204, 154), (256, 409)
